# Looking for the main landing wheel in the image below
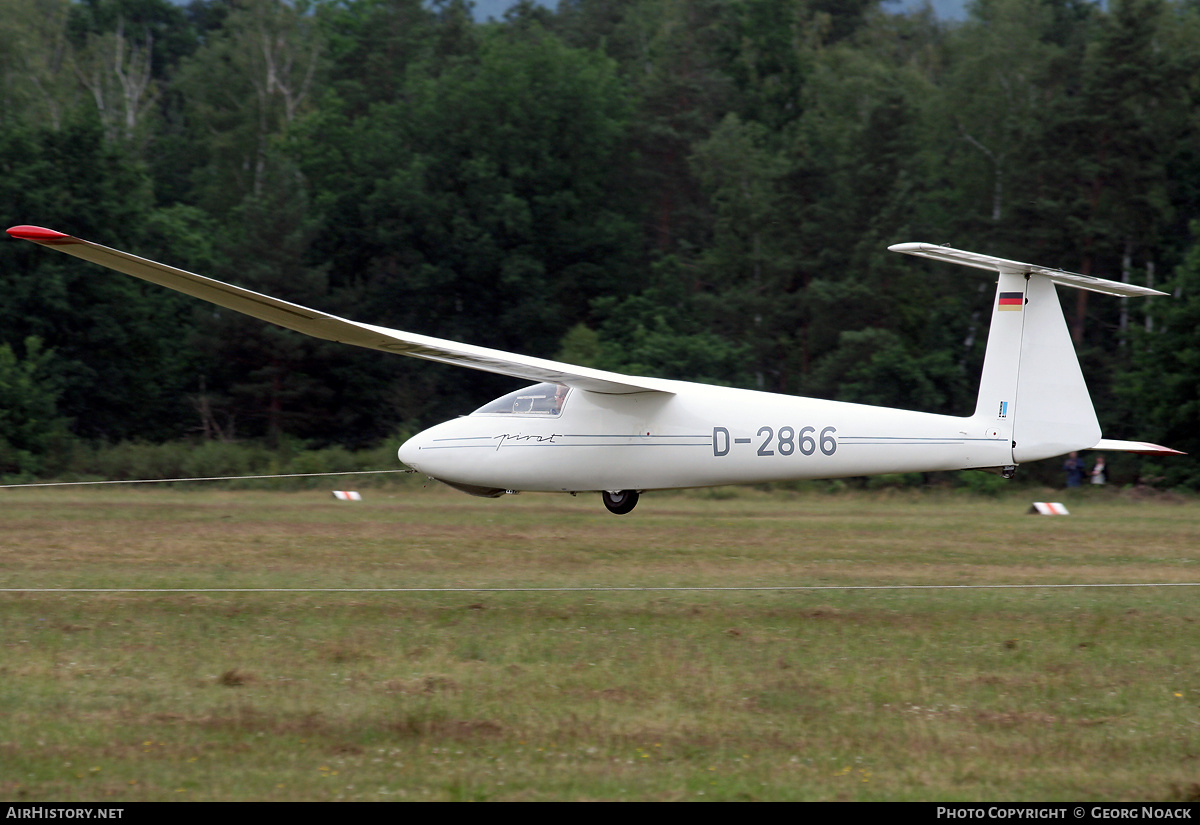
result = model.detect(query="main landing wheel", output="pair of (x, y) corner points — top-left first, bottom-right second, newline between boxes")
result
(602, 489), (640, 515)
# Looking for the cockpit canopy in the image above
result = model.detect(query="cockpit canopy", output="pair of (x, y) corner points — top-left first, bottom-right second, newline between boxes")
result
(472, 382), (570, 417)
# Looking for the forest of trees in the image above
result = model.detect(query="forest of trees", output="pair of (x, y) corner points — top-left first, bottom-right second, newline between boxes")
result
(2, 0), (1200, 486)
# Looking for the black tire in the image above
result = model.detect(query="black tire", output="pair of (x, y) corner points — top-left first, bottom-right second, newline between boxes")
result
(601, 489), (640, 515)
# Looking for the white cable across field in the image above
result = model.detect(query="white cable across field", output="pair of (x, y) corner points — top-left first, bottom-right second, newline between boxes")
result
(0, 469), (415, 488)
(1, 583), (1197, 593)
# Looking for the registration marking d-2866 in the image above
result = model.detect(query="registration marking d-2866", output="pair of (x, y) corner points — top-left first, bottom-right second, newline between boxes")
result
(712, 426), (837, 457)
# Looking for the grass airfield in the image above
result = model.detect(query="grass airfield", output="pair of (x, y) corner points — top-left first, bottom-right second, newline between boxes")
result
(1, 482), (1198, 801)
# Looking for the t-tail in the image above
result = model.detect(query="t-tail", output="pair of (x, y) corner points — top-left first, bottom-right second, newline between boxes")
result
(890, 244), (1184, 471)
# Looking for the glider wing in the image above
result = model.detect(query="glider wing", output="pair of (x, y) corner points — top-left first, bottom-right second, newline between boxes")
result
(6, 226), (671, 395)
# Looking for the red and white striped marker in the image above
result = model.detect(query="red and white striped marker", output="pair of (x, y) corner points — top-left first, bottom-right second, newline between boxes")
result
(332, 491), (362, 501)
(1028, 502), (1069, 515)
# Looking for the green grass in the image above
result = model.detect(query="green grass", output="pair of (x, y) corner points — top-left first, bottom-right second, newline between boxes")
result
(1, 483), (1198, 800)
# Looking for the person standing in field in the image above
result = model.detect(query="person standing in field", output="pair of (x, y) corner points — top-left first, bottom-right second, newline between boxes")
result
(1090, 455), (1107, 486)
(1063, 452), (1085, 488)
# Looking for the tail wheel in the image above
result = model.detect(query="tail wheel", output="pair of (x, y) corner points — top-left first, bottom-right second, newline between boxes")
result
(602, 489), (640, 515)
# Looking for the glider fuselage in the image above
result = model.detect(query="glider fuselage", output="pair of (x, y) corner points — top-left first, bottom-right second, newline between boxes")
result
(398, 381), (1014, 494)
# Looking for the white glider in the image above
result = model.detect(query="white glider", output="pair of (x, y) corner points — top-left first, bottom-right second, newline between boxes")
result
(7, 225), (1181, 514)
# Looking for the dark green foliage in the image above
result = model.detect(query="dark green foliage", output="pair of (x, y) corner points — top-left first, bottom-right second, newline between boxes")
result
(59, 434), (411, 488)
(1117, 226), (1200, 487)
(67, 0), (201, 79)
(188, 158), (339, 443)
(0, 119), (194, 441)
(0, 337), (72, 476)
(808, 328), (963, 414)
(564, 255), (752, 385)
(318, 0), (438, 115)
(296, 19), (639, 419)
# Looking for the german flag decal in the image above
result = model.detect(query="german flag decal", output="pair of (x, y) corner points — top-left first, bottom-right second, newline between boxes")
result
(998, 291), (1024, 311)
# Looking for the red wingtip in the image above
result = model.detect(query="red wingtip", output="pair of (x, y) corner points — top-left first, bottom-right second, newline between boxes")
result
(7, 225), (74, 243)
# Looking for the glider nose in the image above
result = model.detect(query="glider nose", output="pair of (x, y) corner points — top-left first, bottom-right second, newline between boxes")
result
(397, 434), (422, 472)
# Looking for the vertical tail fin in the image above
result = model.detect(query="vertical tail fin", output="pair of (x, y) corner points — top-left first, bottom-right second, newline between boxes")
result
(889, 243), (1165, 463)
(1006, 273), (1100, 462)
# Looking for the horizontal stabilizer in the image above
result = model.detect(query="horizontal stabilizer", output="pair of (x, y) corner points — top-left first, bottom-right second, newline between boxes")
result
(1090, 439), (1185, 456)
(6, 225), (671, 395)
(888, 243), (1166, 298)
